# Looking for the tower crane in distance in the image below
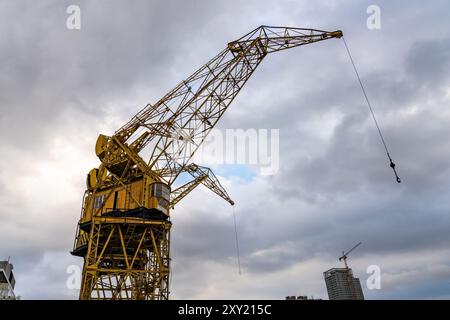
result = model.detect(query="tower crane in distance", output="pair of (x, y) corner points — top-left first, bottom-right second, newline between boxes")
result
(339, 242), (362, 300)
(71, 25), (343, 300)
(339, 242), (362, 269)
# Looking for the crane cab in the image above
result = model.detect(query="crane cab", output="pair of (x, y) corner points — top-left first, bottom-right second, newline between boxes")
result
(73, 176), (171, 257)
(80, 175), (171, 224)
(148, 182), (170, 214)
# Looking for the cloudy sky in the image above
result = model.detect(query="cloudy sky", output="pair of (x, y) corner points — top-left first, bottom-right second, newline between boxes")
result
(1, 0), (450, 299)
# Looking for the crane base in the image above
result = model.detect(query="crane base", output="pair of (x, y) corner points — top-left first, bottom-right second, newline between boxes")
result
(75, 212), (171, 300)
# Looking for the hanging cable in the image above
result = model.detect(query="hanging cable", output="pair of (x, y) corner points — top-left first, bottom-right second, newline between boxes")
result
(342, 36), (401, 183)
(232, 205), (242, 275)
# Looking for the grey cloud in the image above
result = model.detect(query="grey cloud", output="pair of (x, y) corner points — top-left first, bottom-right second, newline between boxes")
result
(2, 0), (450, 299)
(405, 37), (450, 88)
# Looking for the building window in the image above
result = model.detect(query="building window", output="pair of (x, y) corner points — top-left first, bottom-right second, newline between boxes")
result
(151, 183), (170, 201)
(94, 194), (107, 209)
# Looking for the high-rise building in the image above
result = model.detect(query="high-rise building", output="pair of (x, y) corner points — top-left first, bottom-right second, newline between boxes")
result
(0, 260), (16, 300)
(324, 268), (364, 300)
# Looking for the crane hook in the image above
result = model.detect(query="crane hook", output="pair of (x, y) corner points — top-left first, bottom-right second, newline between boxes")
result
(389, 157), (401, 183)
(343, 37), (402, 185)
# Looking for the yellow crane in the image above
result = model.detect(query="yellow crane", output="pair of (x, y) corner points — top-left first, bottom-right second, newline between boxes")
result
(71, 25), (343, 300)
